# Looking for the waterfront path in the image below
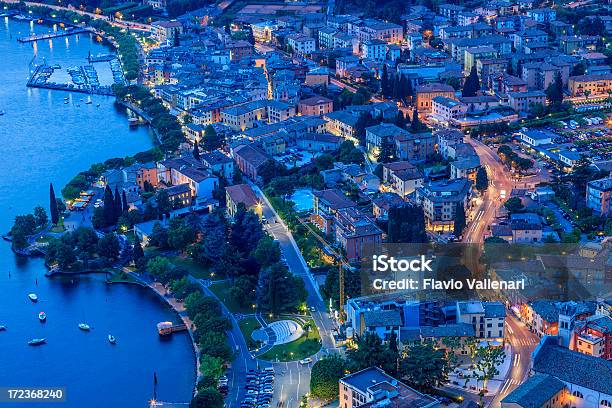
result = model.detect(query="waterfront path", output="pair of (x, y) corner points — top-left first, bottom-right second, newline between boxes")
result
(3, 0), (154, 32)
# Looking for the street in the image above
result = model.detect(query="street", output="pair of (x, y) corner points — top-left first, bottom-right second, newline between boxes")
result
(488, 315), (539, 408)
(463, 137), (514, 244)
(249, 183), (339, 407)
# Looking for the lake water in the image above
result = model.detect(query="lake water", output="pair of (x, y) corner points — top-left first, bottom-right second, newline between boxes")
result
(0, 17), (196, 407)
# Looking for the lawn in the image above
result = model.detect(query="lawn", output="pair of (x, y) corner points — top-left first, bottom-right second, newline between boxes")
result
(208, 281), (255, 315)
(169, 256), (212, 279)
(50, 218), (66, 233)
(259, 321), (321, 362)
(239, 317), (262, 350)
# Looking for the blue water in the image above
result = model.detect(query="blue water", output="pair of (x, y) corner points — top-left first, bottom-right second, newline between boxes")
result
(289, 188), (314, 212)
(0, 17), (196, 407)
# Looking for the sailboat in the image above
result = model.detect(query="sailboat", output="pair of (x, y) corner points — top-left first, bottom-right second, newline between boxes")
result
(28, 338), (46, 346)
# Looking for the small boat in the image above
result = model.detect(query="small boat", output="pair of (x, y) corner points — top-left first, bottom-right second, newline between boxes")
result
(0, 110), (5, 116)
(28, 338), (46, 346)
(85, 97), (92, 105)
(64, 100), (69, 104)
(78, 323), (90, 331)
(64, 96), (69, 100)
(38, 312), (47, 322)
(96, 104), (100, 107)
(0, 325), (6, 331)
(28, 293), (38, 302)
(108, 334), (116, 344)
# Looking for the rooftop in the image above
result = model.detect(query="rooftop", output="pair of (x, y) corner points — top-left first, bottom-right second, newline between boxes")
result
(501, 374), (566, 408)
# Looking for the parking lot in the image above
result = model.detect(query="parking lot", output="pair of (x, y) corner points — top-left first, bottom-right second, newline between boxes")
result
(240, 367), (275, 408)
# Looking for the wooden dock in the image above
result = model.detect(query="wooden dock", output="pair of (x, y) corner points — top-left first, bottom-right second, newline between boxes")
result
(18, 27), (89, 43)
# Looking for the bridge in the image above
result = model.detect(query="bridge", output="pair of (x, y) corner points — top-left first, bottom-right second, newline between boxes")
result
(17, 27), (90, 43)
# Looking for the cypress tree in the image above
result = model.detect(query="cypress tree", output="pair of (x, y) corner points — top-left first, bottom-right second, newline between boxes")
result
(50, 183), (59, 225)
(381, 64), (389, 98)
(114, 187), (122, 221)
(410, 108), (423, 132)
(193, 140), (201, 161)
(103, 185), (115, 227)
(454, 202), (466, 237)
(462, 65), (480, 97)
(133, 233), (144, 263)
(392, 74), (401, 100)
(475, 167), (489, 192)
(122, 190), (129, 214)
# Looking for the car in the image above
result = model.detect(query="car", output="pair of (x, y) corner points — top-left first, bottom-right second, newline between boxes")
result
(299, 358), (313, 365)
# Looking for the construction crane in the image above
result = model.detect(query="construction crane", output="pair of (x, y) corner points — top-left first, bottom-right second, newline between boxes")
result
(297, 218), (351, 322)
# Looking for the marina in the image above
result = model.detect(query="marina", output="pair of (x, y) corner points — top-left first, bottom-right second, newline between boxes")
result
(27, 54), (126, 95)
(0, 17), (194, 407)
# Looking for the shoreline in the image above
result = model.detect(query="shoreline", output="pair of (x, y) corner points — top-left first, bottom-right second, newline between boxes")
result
(2, 9), (199, 401)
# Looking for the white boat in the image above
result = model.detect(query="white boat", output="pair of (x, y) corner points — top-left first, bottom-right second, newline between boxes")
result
(108, 334), (116, 344)
(78, 323), (90, 331)
(28, 338), (46, 346)
(39, 312), (47, 322)
(0, 110), (5, 116)
(28, 293), (38, 302)
(85, 97), (92, 105)
(0, 325), (6, 331)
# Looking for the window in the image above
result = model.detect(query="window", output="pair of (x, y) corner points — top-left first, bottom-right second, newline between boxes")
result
(572, 391), (584, 399)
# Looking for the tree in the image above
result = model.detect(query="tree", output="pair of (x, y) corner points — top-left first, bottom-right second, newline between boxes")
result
(149, 221), (169, 248)
(381, 64), (389, 97)
(462, 65), (480, 97)
(50, 183), (59, 225)
(228, 275), (257, 307)
(504, 197), (524, 213)
(346, 332), (398, 375)
(545, 72), (564, 105)
(251, 236), (281, 268)
(193, 140), (201, 161)
(198, 331), (233, 360)
(229, 207), (264, 255)
(156, 190), (172, 217)
(257, 263), (306, 314)
(473, 346), (506, 389)
(410, 108), (426, 132)
(97, 233), (120, 260)
(399, 343), (451, 390)
(192, 212), (227, 266)
(133, 233), (144, 263)
(454, 202), (466, 236)
(33, 206), (48, 228)
(377, 136), (396, 163)
(76, 227), (99, 255)
(189, 388), (224, 408)
(475, 167), (489, 192)
(167, 218), (197, 252)
(310, 356), (346, 400)
(147, 256), (172, 278)
(185, 292), (222, 320)
(121, 190), (129, 214)
(387, 204), (428, 243)
(103, 185), (115, 226)
(114, 186), (123, 221)
(202, 125), (222, 152)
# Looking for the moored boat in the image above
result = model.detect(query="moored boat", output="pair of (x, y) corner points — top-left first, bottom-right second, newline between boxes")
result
(28, 293), (38, 302)
(78, 323), (90, 331)
(108, 334), (116, 344)
(38, 311), (46, 322)
(28, 338), (46, 346)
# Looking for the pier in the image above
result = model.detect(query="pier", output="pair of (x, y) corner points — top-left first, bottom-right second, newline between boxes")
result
(17, 27), (90, 43)
(157, 321), (188, 336)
